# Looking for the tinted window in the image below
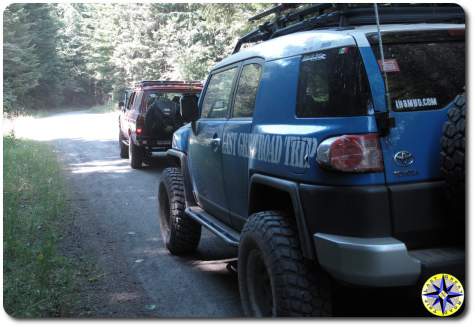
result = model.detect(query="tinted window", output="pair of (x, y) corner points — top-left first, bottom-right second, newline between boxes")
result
(201, 67), (237, 119)
(122, 91), (130, 105)
(133, 91), (143, 111)
(144, 91), (184, 112)
(371, 35), (465, 111)
(233, 64), (262, 118)
(297, 46), (371, 118)
(126, 92), (135, 110)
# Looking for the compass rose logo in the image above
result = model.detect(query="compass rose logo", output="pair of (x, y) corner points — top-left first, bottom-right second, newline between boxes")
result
(421, 273), (464, 317)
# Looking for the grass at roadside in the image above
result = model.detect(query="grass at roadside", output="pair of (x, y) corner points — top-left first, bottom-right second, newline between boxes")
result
(3, 135), (75, 317)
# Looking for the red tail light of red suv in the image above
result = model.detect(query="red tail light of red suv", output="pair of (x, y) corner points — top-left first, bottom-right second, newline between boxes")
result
(136, 115), (145, 135)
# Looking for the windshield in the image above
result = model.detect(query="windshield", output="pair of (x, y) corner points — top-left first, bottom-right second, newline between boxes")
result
(369, 30), (465, 111)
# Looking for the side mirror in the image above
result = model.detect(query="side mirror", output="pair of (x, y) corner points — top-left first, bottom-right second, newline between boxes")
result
(180, 94), (199, 122)
(118, 101), (125, 110)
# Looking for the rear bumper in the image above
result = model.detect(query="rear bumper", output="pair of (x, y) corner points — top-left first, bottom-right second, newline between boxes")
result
(299, 181), (455, 249)
(314, 233), (464, 287)
(137, 137), (172, 152)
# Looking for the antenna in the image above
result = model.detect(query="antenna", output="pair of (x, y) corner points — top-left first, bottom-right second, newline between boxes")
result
(373, 3), (392, 112)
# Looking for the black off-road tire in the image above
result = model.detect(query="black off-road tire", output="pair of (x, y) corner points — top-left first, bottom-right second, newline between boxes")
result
(159, 167), (201, 255)
(441, 93), (466, 218)
(238, 211), (332, 317)
(128, 135), (143, 169)
(119, 131), (128, 159)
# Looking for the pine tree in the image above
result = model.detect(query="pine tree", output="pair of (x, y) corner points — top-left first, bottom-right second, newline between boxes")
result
(22, 3), (64, 107)
(3, 4), (41, 113)
(3, 3), (266, 111)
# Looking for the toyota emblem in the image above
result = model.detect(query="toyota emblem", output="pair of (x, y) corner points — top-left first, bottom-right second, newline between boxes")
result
(393, 151), (415, 167)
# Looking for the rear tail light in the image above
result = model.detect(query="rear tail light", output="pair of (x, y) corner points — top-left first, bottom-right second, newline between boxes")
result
(136, 115), (145, 135)
(316, 134), (383, 173)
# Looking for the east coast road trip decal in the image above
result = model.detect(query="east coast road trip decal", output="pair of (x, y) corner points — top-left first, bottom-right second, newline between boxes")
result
(222, 132), (318, 169)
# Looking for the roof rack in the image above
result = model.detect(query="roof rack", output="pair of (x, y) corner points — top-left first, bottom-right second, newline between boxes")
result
(248, 3), (299, 22)
(135, 80), (202, 88)
(233, 3), (465, 53)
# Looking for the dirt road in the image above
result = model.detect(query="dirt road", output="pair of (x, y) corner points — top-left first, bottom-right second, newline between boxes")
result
(11, 109), (428, 318)
(12, 110), (241, 317)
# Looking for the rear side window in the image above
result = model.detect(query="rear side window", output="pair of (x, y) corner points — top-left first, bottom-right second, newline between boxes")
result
(370, 31), (465, 111)
(133, 91), (143, 112)
(126, 92), (135, 110)
(201, 67), (237, 119)
(232, 63), (262, 118)
(297, 46), (372, 118)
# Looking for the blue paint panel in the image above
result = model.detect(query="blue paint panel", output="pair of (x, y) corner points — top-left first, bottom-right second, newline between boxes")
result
(361, 44), (452, 184)
(360, 47), (451, 184)
(250, 57), (384, 186)
(358, 46), (387, 112)
(381, 104), (452, 184)
(253, 57), (301, 124)
(188, 119), (230, 223)
(222, 119), (253, 226)
(250, 117), (385, 186)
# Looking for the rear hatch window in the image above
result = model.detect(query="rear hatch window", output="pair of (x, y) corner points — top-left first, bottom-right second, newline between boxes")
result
(143, 91), (186, 138)
(368, 30), (465, 111)
(144, 91), (182, 112)
(296, 46), (372, 118)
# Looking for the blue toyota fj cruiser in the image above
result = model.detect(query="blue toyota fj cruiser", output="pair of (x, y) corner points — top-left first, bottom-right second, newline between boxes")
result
(158, 4), (465, 317)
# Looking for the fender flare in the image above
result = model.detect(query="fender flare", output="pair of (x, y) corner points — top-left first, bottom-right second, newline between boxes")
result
(249, 173), (315, 259)
(166, 149), (196, 207)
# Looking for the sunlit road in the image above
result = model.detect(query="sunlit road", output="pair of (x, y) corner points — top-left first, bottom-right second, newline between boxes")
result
(10, 109), (431, 317)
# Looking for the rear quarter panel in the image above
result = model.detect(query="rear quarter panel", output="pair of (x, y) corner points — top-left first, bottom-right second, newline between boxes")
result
(250, 57), (385, 186)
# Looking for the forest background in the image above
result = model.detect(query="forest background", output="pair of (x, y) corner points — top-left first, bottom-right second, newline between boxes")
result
(3, 3), (267, 113)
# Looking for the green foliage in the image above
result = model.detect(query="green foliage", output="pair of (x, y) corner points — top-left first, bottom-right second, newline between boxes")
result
(3, 4), (41, 112)
(3, 3), (268, 111)
(23, 4), (64, 108)
(3, 135), (75, 317)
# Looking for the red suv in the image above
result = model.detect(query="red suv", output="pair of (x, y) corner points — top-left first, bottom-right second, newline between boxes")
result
(118, 80), (202, 168)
